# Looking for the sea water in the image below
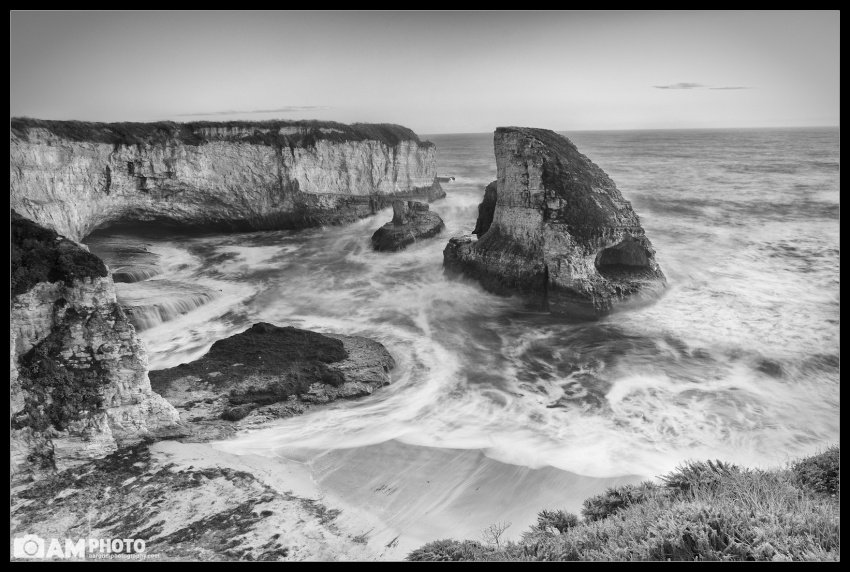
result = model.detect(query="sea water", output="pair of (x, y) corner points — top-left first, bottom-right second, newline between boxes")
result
(85, 127), (840, 543)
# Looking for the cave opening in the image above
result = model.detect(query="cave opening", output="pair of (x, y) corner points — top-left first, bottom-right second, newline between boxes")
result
(595, 237), (653, 280)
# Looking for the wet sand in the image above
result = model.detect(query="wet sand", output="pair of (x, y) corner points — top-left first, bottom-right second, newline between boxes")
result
(213, 438), (642, 555)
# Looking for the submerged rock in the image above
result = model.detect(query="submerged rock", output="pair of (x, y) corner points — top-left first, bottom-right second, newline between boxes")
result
(371, 200), (445, 251)
(149, 322), (395, 424)
(444, 127), (666, 317)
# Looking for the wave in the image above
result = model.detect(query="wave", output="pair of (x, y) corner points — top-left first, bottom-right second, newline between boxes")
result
(118, 280), (220, 331)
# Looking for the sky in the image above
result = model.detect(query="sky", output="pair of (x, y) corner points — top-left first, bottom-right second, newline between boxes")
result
(9, 11), (840, 134)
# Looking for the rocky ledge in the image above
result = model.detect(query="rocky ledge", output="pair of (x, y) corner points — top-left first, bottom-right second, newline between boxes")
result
(149, 323), (395, 439)
(10, 441), (384, 561)
(444, 127), (666, 317)
(371, 200), (445, 251)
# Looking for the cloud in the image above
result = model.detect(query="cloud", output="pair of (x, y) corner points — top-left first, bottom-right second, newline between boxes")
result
(176, 106), (329, 117)
(653, 82), (704, 90)
(653, 83), (753, 91)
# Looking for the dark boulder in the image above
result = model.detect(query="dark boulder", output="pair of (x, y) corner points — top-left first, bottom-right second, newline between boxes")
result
(149, 322), (395, 422)
(371, 200), (445, 251)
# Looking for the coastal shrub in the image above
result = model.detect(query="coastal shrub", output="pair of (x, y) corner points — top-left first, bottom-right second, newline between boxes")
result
(519, 497), (839, 561)
(521, 509), (581, 544)
(410, 449), (840, 561)
(536, 509), (580, 533)
(11, 210), (108, 298)
(581, 481), (661, 522)
(660, 460), (741, 494)
(792, 446), (840, 496)
(406, 539), (487, 561)
(10, 117), (203, 147)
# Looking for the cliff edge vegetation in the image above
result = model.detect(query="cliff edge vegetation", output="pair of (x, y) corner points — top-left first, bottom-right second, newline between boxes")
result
(11, 209), (108, 298)
(10, 117), (433, 149)
(407, 447), (840, 562)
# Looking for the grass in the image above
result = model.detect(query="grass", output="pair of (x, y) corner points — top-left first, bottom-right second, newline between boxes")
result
(407, 447), (840, 562)
(10, 117), (433, 149)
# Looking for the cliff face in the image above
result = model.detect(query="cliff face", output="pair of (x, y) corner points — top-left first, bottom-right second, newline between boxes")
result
(10, 119), (443, 241)
(444, 127), (665, 317)
(10, 212), (180, 476)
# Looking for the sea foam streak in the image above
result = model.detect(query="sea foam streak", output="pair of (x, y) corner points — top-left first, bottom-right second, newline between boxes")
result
(109, 129), (837, 480)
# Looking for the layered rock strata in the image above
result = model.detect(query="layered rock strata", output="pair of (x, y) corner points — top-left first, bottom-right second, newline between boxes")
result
(10, 211), (181, 476)
(10, 119), (444, 241)
(444, 127), (665, 317)
(149, 323), (395, 427)
(371, 200), (445, 251)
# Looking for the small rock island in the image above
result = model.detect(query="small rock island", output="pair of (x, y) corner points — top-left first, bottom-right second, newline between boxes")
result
(371, 200), (445, 252)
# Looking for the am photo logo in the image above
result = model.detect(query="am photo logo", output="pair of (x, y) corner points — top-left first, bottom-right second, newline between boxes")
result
(12, 535), (146, 559)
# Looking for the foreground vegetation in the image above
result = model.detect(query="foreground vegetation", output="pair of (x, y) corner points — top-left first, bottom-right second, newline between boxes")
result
(408, 447), (839, 561)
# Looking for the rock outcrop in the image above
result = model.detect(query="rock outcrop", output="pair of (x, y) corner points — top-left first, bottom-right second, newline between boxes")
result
(371, 200), (445, 251)
(10, 118), (444, 241)
(10, 211), (181, 476)
(11, 441), (381, 561)
(444, 127), (665, 317)
(149, 322), (395, 427)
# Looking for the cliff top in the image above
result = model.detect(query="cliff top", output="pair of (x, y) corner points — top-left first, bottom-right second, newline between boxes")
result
(494, 126), (640, 235)
(11, 210), (108, 298)
(494, 126), (600, 170)
(10, 117), (434, 149)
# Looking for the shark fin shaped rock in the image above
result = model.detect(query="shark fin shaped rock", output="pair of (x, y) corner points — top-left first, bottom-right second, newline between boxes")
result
(444, 127), (666, 317)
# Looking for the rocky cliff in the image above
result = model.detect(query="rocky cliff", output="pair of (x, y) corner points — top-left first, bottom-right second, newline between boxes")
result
(10, 119), (443, 241)
(444, 127), (665, 317)
(10, 211), (180, 476)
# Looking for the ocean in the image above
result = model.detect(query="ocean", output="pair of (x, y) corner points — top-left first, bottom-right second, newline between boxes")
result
(85, 127), (840, 544)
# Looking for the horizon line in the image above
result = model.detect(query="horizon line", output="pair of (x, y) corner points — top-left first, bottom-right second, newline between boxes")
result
(422, 124), (840, 136)
(9, 116), (839, 135)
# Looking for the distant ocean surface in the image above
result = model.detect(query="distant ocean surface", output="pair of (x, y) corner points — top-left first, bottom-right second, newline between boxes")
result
(87, 127), (840, 482)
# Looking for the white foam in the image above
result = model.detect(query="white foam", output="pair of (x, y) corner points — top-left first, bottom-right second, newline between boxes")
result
(145, 131), (839, 481)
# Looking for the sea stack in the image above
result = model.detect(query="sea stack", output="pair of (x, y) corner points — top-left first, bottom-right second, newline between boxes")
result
(371, 200), (445, 251)
(444, 127), (666, 317)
